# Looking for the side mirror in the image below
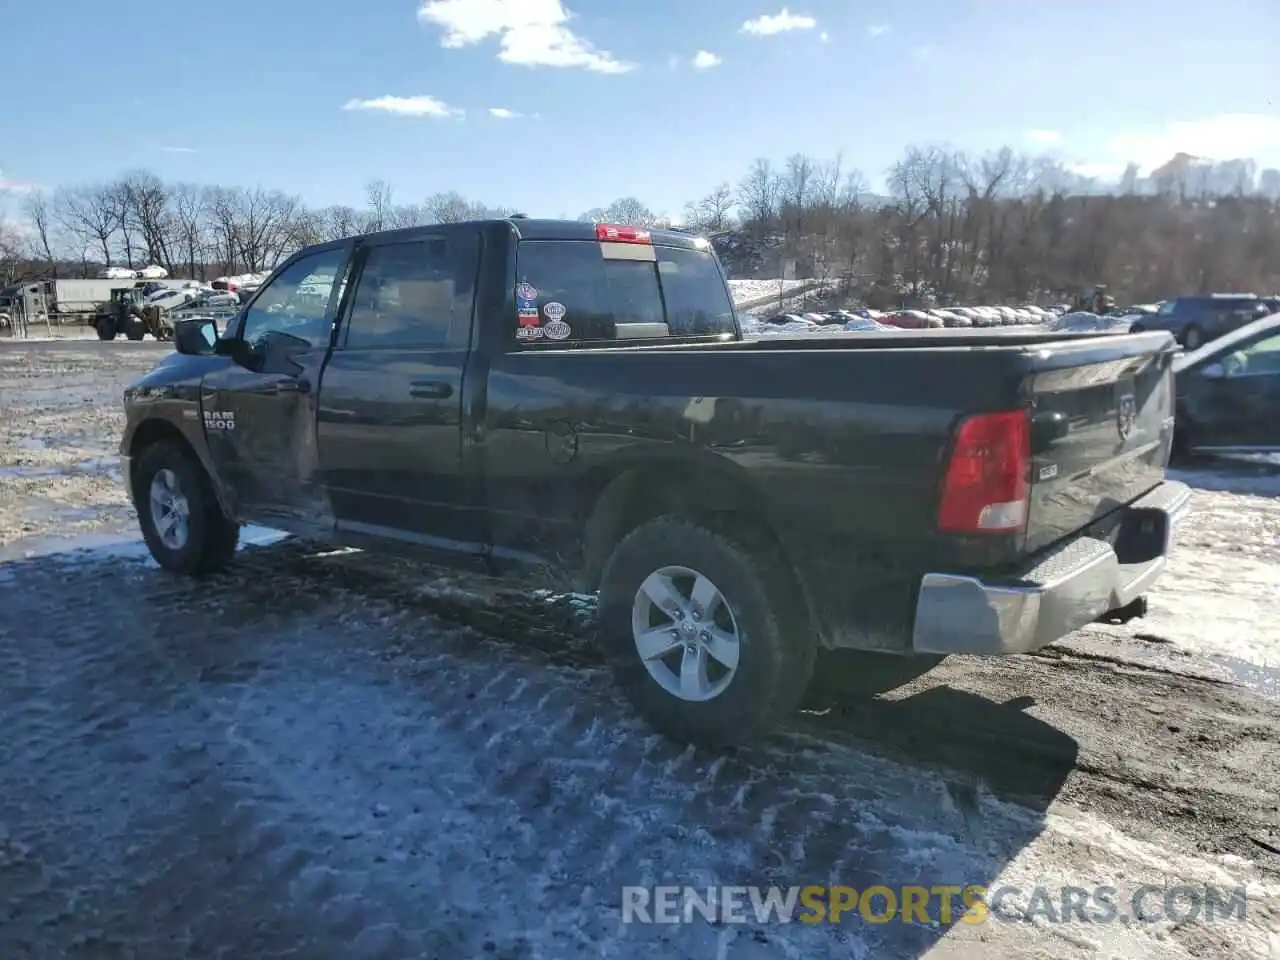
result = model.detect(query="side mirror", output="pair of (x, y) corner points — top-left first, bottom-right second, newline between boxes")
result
(1200, 362), (1226, 380)
(173, 318), (219, 356)
(212, 331), (262, 370)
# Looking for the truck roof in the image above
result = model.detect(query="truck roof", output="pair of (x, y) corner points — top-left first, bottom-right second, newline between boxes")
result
(319, 217), (708, 252)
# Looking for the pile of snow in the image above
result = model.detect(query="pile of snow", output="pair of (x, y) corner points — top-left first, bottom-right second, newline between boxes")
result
(98, 264), (169, 280)
(740, 314), (890, 338)
(727, 278), (813, 305)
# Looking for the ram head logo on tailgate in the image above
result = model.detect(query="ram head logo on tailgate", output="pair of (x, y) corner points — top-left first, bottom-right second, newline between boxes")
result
(1117, 392), (1137, 440)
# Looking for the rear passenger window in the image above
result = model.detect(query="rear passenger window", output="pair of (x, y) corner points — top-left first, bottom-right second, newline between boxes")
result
(512, 239), (735, 345)
(343, 235), (478, 349)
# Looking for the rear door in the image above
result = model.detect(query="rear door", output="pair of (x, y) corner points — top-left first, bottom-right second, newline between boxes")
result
(1021, 335), (1178, 554)
(484, 235), (739, 558)
(315, 228), (484, 552)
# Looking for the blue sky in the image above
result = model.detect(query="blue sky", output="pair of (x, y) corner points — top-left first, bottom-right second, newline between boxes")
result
(2, 0), (1278, 218)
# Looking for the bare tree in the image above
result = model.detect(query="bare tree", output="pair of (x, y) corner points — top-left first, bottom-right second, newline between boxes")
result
(684, 183), (735, 233)
(22, 191), (59, 273)
(424, 191), (480, 223)
(316, 204), (362, 242)
(736, 158), (780, 232)
(11, 150), (1280, 307)
(170, 184), (209, 279)
(54, 185), (121, 269)
(120, 170), (179, 272)
(364, 179), (394, 232)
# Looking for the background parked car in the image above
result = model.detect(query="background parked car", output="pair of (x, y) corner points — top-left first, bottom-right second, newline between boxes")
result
(1132, 293), (1267, 349)
(1172, 312), (1280, 459)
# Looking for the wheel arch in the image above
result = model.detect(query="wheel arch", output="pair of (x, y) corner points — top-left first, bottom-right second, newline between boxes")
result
(576, 452), (825, 645)
(127, 416), (234, 520)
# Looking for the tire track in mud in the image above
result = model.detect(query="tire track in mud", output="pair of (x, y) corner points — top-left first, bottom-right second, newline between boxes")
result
(2, 541), (1277, 958)
(0, 543), (1054, 959)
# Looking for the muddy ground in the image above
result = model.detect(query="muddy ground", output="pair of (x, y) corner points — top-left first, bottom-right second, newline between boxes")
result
(0, 339), (1278, 959)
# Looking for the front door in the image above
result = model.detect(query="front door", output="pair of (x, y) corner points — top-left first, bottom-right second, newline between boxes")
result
(201, 242), (354, 529)
(1184, 329), (1280, 451)
(316, 229), (484, 553)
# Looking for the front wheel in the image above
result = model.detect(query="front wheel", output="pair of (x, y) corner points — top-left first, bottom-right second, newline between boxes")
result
(1181, 325), (1203, 350)
(134, 440), (240, 575)
(596, 517), (815, 748)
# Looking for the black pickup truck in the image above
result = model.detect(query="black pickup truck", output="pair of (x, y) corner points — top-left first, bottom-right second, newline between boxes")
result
(120, 218), (1192, 747)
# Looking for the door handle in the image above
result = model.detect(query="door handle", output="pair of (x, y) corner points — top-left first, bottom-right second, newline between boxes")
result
(267, 378), (310, 395)
(409, 381), (452, 399)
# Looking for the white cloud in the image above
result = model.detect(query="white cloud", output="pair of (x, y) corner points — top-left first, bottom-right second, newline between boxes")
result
(489, 107), (521, 118)
(692, 49), (721, 69)
(342, 95), (462, 118)
(1024, 129), (1064, 146)
(418, 0), (633, 73)
(741, 8), (817, 36)
(1066, 114), (1280, 179)
(1107, 114), (1280, 172)
(161, 146), (196, 153)
(867, 23), (890, 37)
(1067, 162), (1128, 181)
(819, 31), (829, 42)
(0, 170), (35, 193)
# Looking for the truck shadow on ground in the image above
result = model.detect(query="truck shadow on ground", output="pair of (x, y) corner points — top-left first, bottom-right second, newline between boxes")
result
(0, 538), (1079, 958)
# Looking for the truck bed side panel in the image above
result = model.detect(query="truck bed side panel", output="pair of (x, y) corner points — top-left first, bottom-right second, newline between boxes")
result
(481, 346), (1027, 650)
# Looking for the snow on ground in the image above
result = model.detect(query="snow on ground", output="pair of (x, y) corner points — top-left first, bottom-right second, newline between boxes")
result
(1086, 464), (1280, 669)
(3, 338), (1280, 958)
(727, 278), (813, 305)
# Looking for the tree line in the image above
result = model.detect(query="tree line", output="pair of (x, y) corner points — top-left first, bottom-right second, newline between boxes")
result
(4, 145), (1280, 305)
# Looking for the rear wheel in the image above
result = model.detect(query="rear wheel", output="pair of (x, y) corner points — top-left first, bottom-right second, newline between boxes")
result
(596, 517), (816, 748)
(95, 318), (117, 340)
(134, 440), (239, 575)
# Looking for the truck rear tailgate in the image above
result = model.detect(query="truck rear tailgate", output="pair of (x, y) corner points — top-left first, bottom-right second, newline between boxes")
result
(1021, 332), (1178, 554)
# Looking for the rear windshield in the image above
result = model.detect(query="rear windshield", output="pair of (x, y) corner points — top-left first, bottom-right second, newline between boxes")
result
(511, 239), (736, 345)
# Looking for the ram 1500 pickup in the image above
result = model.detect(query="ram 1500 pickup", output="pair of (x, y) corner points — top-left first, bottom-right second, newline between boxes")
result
(120, 218), (1192, 747)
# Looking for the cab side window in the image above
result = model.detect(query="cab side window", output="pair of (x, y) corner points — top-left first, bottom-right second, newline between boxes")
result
(344, 236), (477, 349)
(239, 247), (350, 348)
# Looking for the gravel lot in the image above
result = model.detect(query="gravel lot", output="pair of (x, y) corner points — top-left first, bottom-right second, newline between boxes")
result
(1, 339), (1279, 959)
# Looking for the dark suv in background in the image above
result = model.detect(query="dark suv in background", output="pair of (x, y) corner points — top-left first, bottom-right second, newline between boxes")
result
(1133, 294), (1270, 349)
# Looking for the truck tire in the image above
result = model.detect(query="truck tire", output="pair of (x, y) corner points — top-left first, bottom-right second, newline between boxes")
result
(596, 516), (816, 748)
(134, 440), (239, 576)
(96, 318), (117, 340)
(125, 318), (146, 341)
(1181, 325), (1203, 350)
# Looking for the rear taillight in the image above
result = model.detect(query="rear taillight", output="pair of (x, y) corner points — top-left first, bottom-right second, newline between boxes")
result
(937, 410), (1031, 534)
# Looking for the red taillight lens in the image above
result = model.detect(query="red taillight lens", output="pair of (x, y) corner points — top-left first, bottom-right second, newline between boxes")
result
(937, 410), (1031, 534)
(595, 223), (651, 244)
